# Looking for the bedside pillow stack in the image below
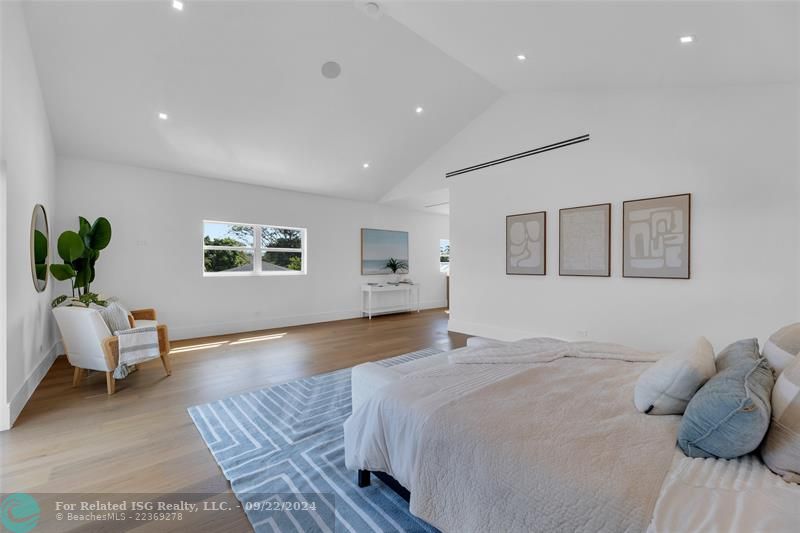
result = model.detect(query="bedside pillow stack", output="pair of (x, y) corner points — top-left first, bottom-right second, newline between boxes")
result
(762, 323), (800, 375)
(634, 337), (716, 415)
(678, 339), (774, 459)
(761, 356), (800, 483)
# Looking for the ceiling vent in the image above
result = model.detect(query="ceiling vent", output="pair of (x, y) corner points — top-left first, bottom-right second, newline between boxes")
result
(446, 134), (590, 179)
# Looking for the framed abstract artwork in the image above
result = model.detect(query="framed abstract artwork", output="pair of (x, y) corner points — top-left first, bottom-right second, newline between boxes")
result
(623, 193), (691, 279)
(361, 228), (409, 275)
(559, 203), (611, 277)
(506, 211), (546, 275)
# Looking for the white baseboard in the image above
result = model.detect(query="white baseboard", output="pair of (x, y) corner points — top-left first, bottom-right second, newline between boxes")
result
(6, 340), (62, 429)
(0, 403), (9, 432)
(447, 318), (540, 342)
(170, 300), (447, 340)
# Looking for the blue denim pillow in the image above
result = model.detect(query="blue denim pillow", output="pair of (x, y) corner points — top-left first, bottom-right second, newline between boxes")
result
(678, 340), (774, 459)
(715, 338), (759, 372)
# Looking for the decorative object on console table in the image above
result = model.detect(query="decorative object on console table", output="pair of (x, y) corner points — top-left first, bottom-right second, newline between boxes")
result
(361, 228), (409, 275)
(506, 211), (546, 275)
(623, 194), (691, 279)
(559, 203), (611, 277)
(384, 257), (408, 283)
(361, 283), (421, 319)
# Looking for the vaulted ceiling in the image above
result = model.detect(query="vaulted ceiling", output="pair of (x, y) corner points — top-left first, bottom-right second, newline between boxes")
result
(22, 1), (500, 202)
(387, 1), (799, 92)
(22, 1), (799, 208)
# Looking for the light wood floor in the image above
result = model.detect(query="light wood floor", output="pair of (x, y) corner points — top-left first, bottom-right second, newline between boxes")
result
(0, 309), (466, 529)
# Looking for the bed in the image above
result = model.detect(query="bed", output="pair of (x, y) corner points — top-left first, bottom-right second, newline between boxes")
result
(343, 338), (800, 532)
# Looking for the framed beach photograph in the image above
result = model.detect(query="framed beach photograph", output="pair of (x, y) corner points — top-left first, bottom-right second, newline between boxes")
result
(559, 203), (611, 277)
(506, 211), (546, 275)
(623, 193), (691, 279)
(361, 228), (409, 275)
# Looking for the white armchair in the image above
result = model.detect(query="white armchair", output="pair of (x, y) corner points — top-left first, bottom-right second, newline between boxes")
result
(53, 306), (172, 395)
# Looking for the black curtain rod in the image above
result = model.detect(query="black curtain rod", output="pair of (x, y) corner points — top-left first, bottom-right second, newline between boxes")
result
(445, 134), (590, 178)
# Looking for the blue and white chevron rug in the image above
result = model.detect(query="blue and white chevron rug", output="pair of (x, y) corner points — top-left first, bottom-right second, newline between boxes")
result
(189, 347), (442, 533)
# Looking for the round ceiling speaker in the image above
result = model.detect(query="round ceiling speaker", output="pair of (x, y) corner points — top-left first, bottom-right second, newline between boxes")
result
(321, 61), (342, 79)
(364, 2), (380, 16)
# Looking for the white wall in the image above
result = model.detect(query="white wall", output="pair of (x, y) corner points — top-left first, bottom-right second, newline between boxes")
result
(442, 85), (799, 351)
(1, 1), (7, 431)
(55, 158), (449, 339)
(1, 1), (58, 429)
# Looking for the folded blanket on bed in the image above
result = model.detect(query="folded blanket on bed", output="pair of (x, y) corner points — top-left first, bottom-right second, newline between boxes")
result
(345, 341), (679, 533)
(449, 338), (659, 364)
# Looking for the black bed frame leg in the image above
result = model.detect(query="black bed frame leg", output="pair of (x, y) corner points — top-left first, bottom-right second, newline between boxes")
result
(357, 469), (371, 487)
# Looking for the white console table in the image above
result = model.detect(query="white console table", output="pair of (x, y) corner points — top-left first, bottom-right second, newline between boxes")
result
(361, 283), (421, 319)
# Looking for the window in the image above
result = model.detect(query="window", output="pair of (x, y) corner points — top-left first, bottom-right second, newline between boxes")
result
(203, 220), (306, 276)
(440, 239), (450, 274)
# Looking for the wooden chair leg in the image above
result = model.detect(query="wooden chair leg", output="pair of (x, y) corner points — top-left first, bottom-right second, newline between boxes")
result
(72, 367), (82, 387)
(106, 372), (116, 395)
(160, 354), (172, 376)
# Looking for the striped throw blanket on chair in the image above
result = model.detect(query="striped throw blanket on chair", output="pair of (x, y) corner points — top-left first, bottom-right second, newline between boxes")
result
(113, 326), (160, 378)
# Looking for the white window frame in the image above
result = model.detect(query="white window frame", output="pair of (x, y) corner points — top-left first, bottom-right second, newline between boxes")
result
(203, 219), (307, 277)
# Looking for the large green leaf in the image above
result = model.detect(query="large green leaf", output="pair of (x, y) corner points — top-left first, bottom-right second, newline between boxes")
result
(34, 229), (48, 263)
(72, 259), (92, 289)
(74, 269), (90, 289)
(78, 216), (91, 236)
(78, 216), (92, 247)
(49, 263), (76, 281)
(89, 217), (112, 250)
(56, 231), (85, 263)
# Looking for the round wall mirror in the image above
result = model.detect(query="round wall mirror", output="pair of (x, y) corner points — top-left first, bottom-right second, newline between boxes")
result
(30, 204), (50, 292)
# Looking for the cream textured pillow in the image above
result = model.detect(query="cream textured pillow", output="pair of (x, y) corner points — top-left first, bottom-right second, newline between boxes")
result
(634, 337), (716, 415)
(97, 301), (132, 334)
(761, 356), (800, 483)
(763, 323), (800, 374)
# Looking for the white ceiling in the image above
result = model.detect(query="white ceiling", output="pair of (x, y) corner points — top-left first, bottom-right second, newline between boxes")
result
(388, 1), (799, 92)
(23, 1), (799, 209)
(22, 1), (500, 202)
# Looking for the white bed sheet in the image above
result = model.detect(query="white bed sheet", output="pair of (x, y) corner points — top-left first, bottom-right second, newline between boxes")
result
(348, 343), (800, 532)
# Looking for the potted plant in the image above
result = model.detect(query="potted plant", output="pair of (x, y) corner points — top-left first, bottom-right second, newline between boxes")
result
(384, 257), (408, 283)
(49, 216), (112, 308)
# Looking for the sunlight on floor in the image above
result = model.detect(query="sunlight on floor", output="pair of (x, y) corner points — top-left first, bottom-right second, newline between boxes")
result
(170, 333), (288, 353)
(229, 333), (287, 346)
(169, 341), (228, 354)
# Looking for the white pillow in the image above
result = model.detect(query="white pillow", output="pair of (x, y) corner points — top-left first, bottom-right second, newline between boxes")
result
(634, 337), (716, 415)
(761, 355), (800, 482)
(763, 323), (800, 375)
(95, 301), (132, 334)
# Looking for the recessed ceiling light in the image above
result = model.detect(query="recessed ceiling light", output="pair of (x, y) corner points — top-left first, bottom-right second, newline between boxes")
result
(516, 54), (527, 62)
(172, 0), (184, 11)
(415, 106), (424, 114)
(362, 162), (370, 169)
(680, 35), (694, 44)
(158, 112), (169, 120)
